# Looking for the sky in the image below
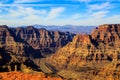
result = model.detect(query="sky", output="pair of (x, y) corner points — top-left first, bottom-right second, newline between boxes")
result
(0, 0), (120, 26)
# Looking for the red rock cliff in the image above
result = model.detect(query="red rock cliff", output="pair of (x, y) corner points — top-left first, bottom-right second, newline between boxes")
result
(47, 24), (120, 75)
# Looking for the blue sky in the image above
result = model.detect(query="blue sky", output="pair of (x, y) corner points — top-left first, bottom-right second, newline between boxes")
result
(0, 0), (120, 26)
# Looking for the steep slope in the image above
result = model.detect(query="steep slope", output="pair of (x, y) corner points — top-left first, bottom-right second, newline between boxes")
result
(0, 25), (75, 72)
(11, 26), (75, 56)
(91, 24), (120, 46)
(0, 25), (34, 56)
(0, 25), (42, 72)
(0, 25), (74, 57)
(47, 24), (120, 79)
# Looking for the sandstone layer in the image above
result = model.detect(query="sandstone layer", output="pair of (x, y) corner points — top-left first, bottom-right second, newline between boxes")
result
(47, 24), (120, 79)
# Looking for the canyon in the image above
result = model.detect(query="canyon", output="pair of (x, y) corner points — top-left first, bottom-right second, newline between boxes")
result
(46, 24), (120, 79)
(0, 24), (120, 80)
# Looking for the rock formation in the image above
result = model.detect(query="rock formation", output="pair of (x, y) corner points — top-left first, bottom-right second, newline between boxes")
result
(0, 25), (74, 72)
(11, 26), (75, 56)
(47, 24), (120, 79)
(0, 25), (74, 56)
(0, 24), (120, 80)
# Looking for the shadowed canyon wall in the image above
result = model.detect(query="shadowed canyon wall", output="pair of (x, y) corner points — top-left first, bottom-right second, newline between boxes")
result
(0, 25), (75, 72)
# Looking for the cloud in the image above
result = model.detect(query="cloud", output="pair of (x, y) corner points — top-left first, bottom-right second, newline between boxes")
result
(0, 6), (119, 26)
(0, 7), (45, 26)
(0, 12), (120, 26)
(70, 9), (109, 22)
(0, 6), (66, 26)
(90, 11), (109, 18)
(14, 0), (42, 3)
(71, 13), (85, 19)
(88, 2), (112, 11)
(72, 0), (120, 3)
(85, 14), (120, 25)
(47, 7), (65, 20)
(62, 14), (120, 26)
(0, 6), (47, 23)
(6, 7), (47, 19)
(0, 0), (119, 26)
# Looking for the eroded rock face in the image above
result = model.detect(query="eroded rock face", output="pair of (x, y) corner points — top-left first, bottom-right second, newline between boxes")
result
(47, 24), (120, 79)
(91, 24), (120, 45)
(11, 26), (75, 56)
(1, 24), (120, 79)
(0, 25), (74, 72)
(0, 25), (35, 57)
(0, 25), (74, 57)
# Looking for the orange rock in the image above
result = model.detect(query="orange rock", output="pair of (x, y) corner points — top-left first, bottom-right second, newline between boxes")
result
(0, 72), (62, 80)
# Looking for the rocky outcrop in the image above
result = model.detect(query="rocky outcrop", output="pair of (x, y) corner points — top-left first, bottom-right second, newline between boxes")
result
(0, 25), (74, 57)
(47, 24), (120, 79)
(0, 25), (74, 72)
(1, 24), (120, 79)
(91, 24), (120, 45)
(11, 26), (75, 56)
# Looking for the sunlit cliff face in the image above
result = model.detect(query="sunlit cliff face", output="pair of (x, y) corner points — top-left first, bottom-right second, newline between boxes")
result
(47, 24), (120, 79)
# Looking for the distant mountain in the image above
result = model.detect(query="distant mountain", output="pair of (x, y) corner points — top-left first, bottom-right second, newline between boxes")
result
(33, 24), (96, 34)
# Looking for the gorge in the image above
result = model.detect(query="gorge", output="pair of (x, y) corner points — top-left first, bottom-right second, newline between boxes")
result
(0, 24), (120, 80)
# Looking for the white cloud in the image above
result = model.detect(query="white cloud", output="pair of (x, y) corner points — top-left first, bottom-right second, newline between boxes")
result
(61, 14), (120, 26)
(71, 13), (84, 19)
(90, 11), (109, 18)
(88, 2), (112, 11)
(0, 6), (47, 24)
(5, 6), (47, 19)
(0, 1), (119, 26)
(0, 13), (120, 26)
(0, 6), (66, 26)
(47, 7), (65, 20)
(14, 0), (42, 3)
